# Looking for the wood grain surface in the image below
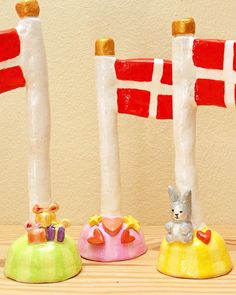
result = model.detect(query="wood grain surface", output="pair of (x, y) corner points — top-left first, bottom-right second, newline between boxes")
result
(0, 225), (235, 294)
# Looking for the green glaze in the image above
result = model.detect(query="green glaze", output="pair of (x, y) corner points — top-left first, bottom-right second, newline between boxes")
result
(4, 234), (82, 283)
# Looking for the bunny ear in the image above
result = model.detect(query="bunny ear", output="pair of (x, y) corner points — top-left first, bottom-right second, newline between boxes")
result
(181, 189), (192, 203)
(48, 203), (59, 213)
(32, 204), (44, 214)
(167, 186), (179, 202)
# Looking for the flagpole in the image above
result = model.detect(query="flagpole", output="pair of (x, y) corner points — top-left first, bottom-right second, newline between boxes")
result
(95, 38), (121, 217)
(16, 0), (51, 220)
(172, 18), (204, 228)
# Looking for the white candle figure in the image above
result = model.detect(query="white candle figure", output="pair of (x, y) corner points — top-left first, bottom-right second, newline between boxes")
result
(79, 38), (147, 262)
(95, 39), (121, 217)
(157, 18), (232, 279)
(94, 39), (172, 216)
(171, 18), (204, 229)
(4, 1), (82, 283)
(0, 0), (51, 218)
(16, 0), (51, 218)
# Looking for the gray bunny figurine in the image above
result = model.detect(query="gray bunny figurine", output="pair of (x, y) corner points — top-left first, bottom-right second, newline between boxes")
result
(165, 186), (194, 243)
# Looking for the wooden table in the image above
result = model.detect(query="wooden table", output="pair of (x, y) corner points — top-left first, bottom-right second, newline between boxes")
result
(0, 225), (235, 294)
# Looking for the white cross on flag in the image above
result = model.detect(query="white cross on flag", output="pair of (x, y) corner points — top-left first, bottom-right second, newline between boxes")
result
(102, 38), (236, 122)
(192, 38), (236, 108)
(114, 58), (173, 119)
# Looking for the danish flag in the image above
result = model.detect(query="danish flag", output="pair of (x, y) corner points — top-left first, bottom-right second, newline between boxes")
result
(114, 58), (173, 119)
(0, 28), (26, 94)
(193, 39), (236, 108)
(112, 38), (236, 121)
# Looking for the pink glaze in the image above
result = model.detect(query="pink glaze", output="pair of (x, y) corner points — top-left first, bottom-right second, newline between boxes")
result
(78, 223), (147, 262)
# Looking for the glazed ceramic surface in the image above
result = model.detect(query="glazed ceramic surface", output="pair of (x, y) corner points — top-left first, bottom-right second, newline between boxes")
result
(79, 215), (147, 262)
(5, 200), (81, 283)
(165, 186), (193, 243)
(157, 227), (232, 279)
(0, 0), (51, 220)
(5, 234), (81, 283)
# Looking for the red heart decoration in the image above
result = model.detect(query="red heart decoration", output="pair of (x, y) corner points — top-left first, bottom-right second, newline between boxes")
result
(102, 217), (123, 236)
(196, 229), (211, 244)
(121, 229), (135, 244)
(87, 228), (104, 245)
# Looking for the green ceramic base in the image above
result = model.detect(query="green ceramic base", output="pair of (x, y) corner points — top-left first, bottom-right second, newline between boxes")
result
(4, 234), (82, 283)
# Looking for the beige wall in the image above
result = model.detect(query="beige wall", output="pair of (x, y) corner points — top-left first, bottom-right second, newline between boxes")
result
(0, 0), (236, 225)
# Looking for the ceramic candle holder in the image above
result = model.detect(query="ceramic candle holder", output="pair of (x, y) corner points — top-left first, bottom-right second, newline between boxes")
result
(4, 203), (82, 283)
(156, 17), (233, 278)
(79, 38), (148, 262)
(157, 186), (232, 278)
(1, 1), (82, 282)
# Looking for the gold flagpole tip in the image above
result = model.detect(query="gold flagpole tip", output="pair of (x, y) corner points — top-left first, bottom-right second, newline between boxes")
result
(95, 38), (115, 56)
(16, 0), (40, 18)
(172, 17), (195, 36)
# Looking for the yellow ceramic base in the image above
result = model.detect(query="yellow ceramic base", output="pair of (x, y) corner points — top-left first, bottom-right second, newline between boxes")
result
(157, 226), (232, 279)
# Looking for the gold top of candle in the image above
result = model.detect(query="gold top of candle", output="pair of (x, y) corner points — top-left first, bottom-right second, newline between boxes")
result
(16, 0), (40, 18)
(95, 38), (115, 56)
(172, 17), (195, 36)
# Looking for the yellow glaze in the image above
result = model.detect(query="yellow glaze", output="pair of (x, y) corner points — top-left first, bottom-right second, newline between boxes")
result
(95, 38), (115, 56)
(123, 215), (141, 232)
(172, 17), (195, 36)
(16, 0), (40, 17)
(88, 215), (103, 226)
(52, 218), (70, 229)
(157, 227), (232, 278)
(35, 211), (57, 228)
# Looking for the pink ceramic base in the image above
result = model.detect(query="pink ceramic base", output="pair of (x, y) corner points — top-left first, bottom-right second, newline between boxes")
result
(79, 222), (147, 262)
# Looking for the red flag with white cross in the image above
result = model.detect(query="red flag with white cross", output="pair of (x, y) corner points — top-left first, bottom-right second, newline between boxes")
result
(96, 38), (236, 123)
(115, 58), (173, 119)
(0, 28), (26, 94)
(193, 39), (236, 108)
